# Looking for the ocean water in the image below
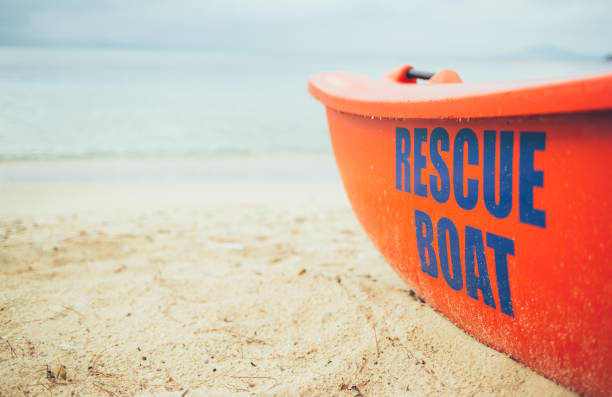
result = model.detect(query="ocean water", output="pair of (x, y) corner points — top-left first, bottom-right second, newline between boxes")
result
(0, 47), (610, 161)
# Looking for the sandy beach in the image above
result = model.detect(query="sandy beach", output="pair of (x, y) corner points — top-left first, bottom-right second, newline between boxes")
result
(0, 156), (575, 396)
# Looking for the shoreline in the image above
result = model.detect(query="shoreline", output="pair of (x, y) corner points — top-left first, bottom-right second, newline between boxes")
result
(0, 153), (340, 186)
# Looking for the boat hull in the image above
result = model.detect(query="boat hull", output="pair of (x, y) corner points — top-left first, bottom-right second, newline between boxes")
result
(325, 108), (612, 396)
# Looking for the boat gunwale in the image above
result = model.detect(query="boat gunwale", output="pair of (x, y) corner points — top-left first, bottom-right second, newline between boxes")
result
(308, 70), (612, 119)
(323, 106), (612, 122)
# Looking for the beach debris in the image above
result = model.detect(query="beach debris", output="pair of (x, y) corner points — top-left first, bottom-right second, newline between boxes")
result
(1, 336), (17, 358)
(405, 288), (426, 303)
(371, 321), (380, 357)
(48, 364), (67, 380)
(246, 337), (266, 345)
(59, 342), (75, 351)
(209, 236), (245, 251)
(298, 268), (306, 276)
(358, 357), (367, 373)
(113, 264), (127, 273)
(24, 338), (36, 357)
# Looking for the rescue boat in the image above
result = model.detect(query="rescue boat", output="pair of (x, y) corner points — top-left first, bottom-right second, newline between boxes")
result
(308, 65), (612, 396)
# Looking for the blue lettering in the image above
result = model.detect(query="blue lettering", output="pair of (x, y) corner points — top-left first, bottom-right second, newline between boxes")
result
(483, 130), (513, 219)
(437, 217), (462, 291)
(453, 128), (479, 210)
(414, 209), (438, 278)
(414, 128), (428, 198)
(396, 126), (543, 318)
(395, 127), (411, 192)
(519, 132), (546, 227)
(465, 226), (496, 309)
(486, 232), (515, 317)
(430, 127), (450, 203)
(412, 210), (516, 316)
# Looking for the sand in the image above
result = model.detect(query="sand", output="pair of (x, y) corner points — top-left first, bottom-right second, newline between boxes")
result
(0, 162), (575, 396)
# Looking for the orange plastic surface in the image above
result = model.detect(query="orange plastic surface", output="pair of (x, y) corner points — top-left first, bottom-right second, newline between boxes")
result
(309, 67), (612, 396)
(309, 65), (612, 119)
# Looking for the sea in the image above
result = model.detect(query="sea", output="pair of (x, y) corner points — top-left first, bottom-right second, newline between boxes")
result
(0, 46), (609, 183)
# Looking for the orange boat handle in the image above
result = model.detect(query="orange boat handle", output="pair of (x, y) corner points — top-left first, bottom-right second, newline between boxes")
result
(385, 65), (464, 84)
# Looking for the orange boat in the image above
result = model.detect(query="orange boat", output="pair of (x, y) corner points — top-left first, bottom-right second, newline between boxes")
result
(309, 65), (612, 396)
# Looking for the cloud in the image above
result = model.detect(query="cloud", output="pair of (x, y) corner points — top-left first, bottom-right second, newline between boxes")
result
(0, 0), (610, 56)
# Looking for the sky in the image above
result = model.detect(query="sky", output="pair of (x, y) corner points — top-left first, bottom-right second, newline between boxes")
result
(0, 0), (610, 57)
